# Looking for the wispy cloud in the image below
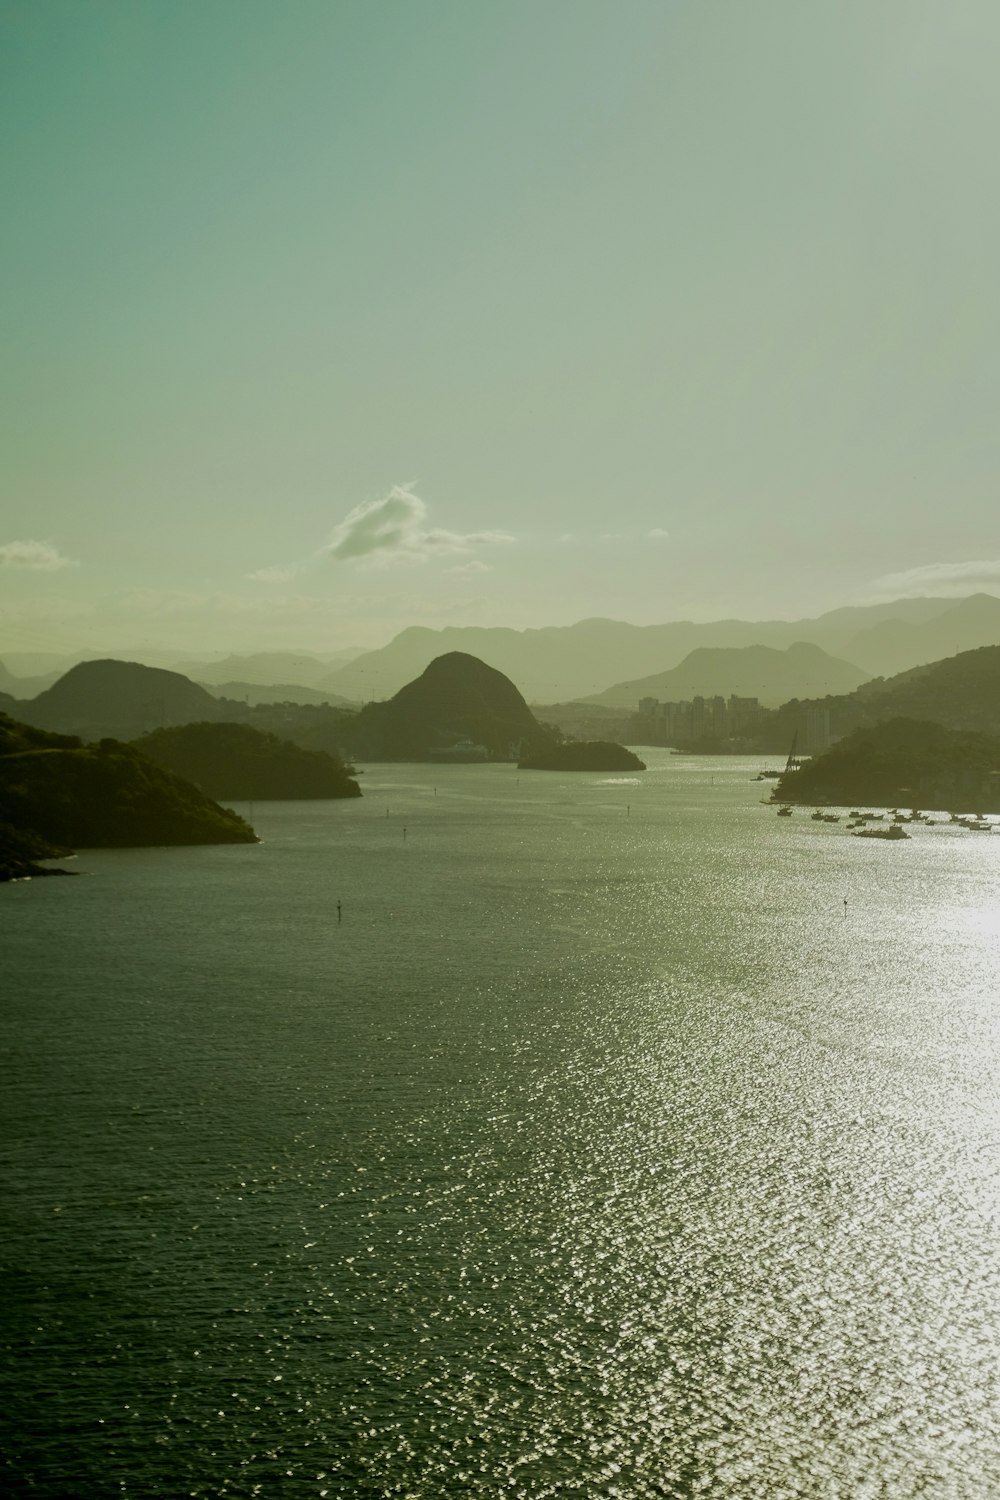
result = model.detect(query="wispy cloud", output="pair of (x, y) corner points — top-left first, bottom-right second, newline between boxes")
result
(247, 564), (298, 583)
(870, 559), (1000, 597)
(321, 484), (513, 565)
(446, 559), (491, 577)
(648, 527), (670, 540)
(0, 539), (78, 571)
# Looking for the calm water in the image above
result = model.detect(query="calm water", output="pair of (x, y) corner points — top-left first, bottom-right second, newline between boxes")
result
(2, 752), (999, 1498)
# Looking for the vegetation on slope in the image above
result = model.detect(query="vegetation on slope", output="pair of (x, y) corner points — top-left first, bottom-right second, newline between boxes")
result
(0, 712), (256, 868)
(133, 722), (361, 800)
(774, 718), (1000, 812)
(762, 644), (1000, 751)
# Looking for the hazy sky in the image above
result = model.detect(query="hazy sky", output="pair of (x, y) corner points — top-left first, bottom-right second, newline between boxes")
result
(3, 0), (999, 655)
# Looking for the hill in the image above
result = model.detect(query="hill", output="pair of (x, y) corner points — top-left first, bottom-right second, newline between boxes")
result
(518, 741), (646, 771)
(345, 652), (552, 761)
(762, 643), (1000, 751)
(849, 644), (1000, 736)
(586, 642), (869, 708)
(133, 722), (361, 800)
(773, 719), (1000, 813)
(840, 594), (1000, 677)
(0, 712), (256, 871)
(0, 821), (75, 881)
(13, 660), (222, 740)
(317, 596), (1000, 702)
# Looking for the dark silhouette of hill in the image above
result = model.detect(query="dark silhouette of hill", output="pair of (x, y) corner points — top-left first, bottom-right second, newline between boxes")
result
(13, 660), (222, 740)
(773, 719), (1000, 813)
(134, 722), (361, 800)
(0, 820), (75, 881)
(317, 596), (1000, 702)
(852, 644), (1000, 733)
(0, 712), (256, 871)
(345, 652), (552, 761)
(518, 742), (646, 771)
(585, 642), (869, 708)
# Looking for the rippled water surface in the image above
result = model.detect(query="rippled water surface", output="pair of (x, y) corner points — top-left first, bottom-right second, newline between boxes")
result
(3, 753), (1000, 1497)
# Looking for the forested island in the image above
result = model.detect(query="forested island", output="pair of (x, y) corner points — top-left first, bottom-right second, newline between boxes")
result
(133, 722), (361, 800)
(773, 718), (1000, 812)
(0, 713), (256, 879)
(518, 741), (646, 771)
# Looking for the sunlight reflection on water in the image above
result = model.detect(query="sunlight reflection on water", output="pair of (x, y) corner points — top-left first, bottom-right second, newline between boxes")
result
(2, 753), (999, 1497)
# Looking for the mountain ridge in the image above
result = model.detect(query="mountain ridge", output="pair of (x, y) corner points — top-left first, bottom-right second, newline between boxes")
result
(585, 641), (870, 708)
(318, 595), (1000, 703)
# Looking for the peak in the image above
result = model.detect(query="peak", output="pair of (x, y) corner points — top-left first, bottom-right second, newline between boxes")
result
(60, 658), (188, 681)
(420, 651), (502, 675)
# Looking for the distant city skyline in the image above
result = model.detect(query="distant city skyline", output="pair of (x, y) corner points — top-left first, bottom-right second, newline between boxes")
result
(3, 1), (1000, 654)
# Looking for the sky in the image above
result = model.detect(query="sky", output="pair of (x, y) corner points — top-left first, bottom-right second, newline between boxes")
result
(2, 0), (999, 657)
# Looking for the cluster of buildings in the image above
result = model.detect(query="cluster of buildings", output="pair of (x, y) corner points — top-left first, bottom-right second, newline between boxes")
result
(636, 694), (767, 745)
(634, 694), (832, 752)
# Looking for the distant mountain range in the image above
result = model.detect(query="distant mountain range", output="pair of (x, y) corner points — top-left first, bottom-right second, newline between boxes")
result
(4, 594), (998, 705)
(585, 642), (870, 708)
(317, 594), (1000, 703)
(172, 650), (365, 688)
(5, 593), (1000, 747)
(199, 680), (358, 708)
(0, 648), (367, 700)
(4, 652), (553, 764)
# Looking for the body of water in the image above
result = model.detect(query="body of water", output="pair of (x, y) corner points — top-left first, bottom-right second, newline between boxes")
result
(3, 752), (999, 1497)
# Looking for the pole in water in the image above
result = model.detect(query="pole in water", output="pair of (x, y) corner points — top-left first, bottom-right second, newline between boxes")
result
(627, 804), (630, 817)
(337, 900), (342, 923)
(843, 897), (848, 918)
(385, 806), (389, 818)
(403, 825), (407, 841)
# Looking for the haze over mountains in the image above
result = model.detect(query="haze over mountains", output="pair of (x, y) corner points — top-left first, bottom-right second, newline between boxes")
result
(585, 642), (870, 709)
(2, 594), (999, 713)
(172, 650), (365, 689)
(315, 595), (1000, 703)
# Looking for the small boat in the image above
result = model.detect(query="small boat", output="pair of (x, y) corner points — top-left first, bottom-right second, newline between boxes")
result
(853, 823), (908, 840)
(777, 805), (793, 817)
